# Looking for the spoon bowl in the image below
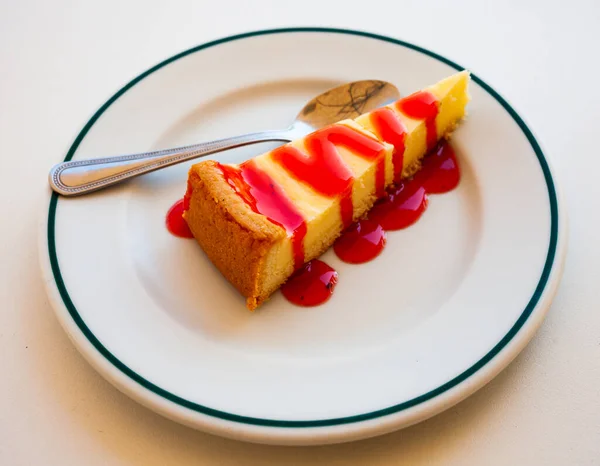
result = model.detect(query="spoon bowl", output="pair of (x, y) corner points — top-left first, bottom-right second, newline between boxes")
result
(293, 80), (400, 134)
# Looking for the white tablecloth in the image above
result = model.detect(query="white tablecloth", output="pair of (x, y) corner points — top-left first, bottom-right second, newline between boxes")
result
(2, 0), (598, 463)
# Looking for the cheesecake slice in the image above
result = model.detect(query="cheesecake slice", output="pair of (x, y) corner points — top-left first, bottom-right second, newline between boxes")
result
(184, 71), (470, 309)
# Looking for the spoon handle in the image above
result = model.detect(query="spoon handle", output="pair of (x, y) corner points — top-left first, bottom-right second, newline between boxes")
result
(48, 129), (292, 196)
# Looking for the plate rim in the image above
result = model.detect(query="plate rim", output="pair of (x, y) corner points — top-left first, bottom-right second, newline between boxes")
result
(42, 27), (562, 431)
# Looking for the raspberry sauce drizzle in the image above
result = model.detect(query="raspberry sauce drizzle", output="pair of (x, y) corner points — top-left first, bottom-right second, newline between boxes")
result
(218, 160), (307, 269)
(370, 107), (407, 182)
(366, 141), (459, 233)
(369, 182), (428, 230)
(166, 199), (194, 238)
(397, 91), (439, 151)
(281, 260), (338, 306)
(333, 219), (386, 264)
(272, 124), (386, 228)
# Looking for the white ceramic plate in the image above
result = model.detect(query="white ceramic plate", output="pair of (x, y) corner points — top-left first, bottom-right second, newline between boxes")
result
(40, 28), (566, 445)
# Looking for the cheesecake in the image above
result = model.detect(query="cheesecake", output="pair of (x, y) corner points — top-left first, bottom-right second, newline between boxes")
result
(183, 71), (470, 309)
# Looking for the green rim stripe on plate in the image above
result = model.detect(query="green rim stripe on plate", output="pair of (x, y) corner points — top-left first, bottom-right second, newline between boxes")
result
(47, 27), (558, 428)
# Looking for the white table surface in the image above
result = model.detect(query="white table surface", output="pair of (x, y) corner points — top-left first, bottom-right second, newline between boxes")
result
(2, 0), (599, 464)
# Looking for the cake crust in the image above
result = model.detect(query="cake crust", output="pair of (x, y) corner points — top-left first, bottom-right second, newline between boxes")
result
(183, 161), (285, 310)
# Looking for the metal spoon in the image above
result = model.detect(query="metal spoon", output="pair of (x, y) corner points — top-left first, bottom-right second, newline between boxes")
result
(49, 80), (400, 196)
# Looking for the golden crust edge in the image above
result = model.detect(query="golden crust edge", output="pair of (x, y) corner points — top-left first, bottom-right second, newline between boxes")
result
(183, 160), (285, 310)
